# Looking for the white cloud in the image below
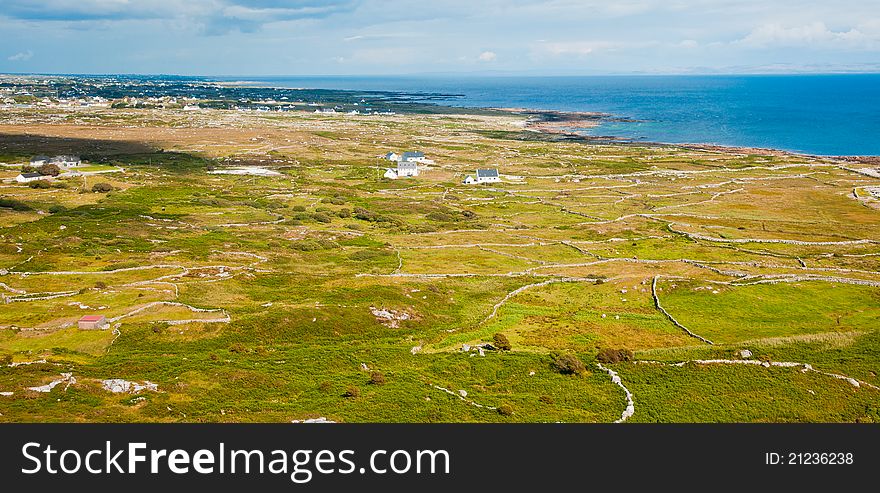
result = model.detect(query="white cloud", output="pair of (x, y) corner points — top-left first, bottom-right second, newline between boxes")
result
(7, 50), (33, 61)
(737, 22), (879, 49)
(533, 40), (648, 57)
(477, 50), (496, 62)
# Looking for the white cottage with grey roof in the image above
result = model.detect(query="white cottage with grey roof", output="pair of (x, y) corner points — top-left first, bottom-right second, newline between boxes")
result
(476, 168), (500, 183)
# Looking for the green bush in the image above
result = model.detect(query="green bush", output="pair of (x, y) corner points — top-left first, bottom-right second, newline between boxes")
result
(28, 180), (52, 189)
(550, 352), (586, 375)
(343, 386), (360, 398)
(92, 182), (113, 193)
(369, 372), (386, 385)
(493, 333), (512, 351)
(497, 403), (514, 416)
(596, 348), (634, 364)
(311, 212), (332, 223)
(0, 198), (31, 211)
(38, 163), (61, 176)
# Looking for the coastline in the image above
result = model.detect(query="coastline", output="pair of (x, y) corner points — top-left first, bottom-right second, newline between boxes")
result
(212, 78), (879, 158)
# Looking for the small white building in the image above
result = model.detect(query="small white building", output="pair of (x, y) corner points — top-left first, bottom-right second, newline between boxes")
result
(476, 168), (500, 183)
(30, 155), (49, 167)
(384, 152), (400, 161)
(463, 175), (476, 184)
(15, 172), (44, 183)
(383, 168), (398, 179)
(397, 161), (419, 177)
(401, 151), (430, 163)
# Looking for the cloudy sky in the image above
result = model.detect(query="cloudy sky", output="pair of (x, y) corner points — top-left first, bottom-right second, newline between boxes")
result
(2, 0), (880, 75)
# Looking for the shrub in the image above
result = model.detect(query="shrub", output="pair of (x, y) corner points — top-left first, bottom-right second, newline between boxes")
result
(318, 381), (332, 393)
(28, 180), (52, 189)
(426, 211), (454, 222)
(342, 386), (360, 398)
(0, 198), (31, 211)
(596, 348), (634, 364)
(337, 208), (351, 218)
(229, 342), (247, 354)
(311, 212), (332, 223)
(539, 395), (554, 404)
(550, 352), (586, 375)
(38, 163), (61, 176)
(209, 353), (219, 361)
(369, 372), (386, 385)
(0, 354), (12, 366)
(497, 403), (514, 416)
(48, 204), (66, 214)
(21, 164), (35, 173)
(353, 207), (389, 222)
(92, 182), (113, 193)
(291, 205), (307, 212)
(94, 281), (107, 289)
(493, 333), (512, 351)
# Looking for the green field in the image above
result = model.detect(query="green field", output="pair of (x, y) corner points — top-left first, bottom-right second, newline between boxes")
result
(1, 104), (879, 422)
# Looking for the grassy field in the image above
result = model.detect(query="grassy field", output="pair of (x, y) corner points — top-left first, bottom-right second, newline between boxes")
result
(1, 105), (879, 422)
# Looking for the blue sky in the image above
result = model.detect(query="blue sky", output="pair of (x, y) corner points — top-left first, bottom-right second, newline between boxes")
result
(2, 0), (879, 75)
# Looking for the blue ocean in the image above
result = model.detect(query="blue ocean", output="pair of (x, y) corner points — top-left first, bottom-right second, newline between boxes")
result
(224, 74), (880, 156)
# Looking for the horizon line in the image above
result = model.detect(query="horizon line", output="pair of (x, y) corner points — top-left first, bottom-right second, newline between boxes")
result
(3, 71), (880, 79)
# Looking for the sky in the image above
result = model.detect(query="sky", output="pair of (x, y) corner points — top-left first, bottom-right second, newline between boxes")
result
(1, 0), (880, 76)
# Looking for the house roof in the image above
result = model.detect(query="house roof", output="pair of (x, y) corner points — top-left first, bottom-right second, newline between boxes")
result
(476, 168), (499, 178)
(401, 151), (424, 159)
(79, 315), (105, 321)
(50, 155), (80, 162)
(19, 172), (42, 178)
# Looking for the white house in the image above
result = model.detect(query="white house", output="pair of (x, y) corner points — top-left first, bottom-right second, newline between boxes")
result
(383, 168), (399, 179)
(463, 175), (476, 184)
(401, 151), (431, 163)
(384, 152), (400, 161)
(397, 161), (419, 177)
(15, 172), (44, 183)
(30, 155), (49, 166)
(476, 168), (500, 183)
(49, 155), (81, 168)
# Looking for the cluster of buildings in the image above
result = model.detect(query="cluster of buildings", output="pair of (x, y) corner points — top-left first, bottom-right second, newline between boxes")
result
(382, 151), (433, 179)
(378, 150), (502, 184)
(30, 155), (81, 168)
(13, 155), (82, 183)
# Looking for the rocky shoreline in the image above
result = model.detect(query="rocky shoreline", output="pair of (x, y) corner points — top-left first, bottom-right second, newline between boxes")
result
(492, 106), (879, 161)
